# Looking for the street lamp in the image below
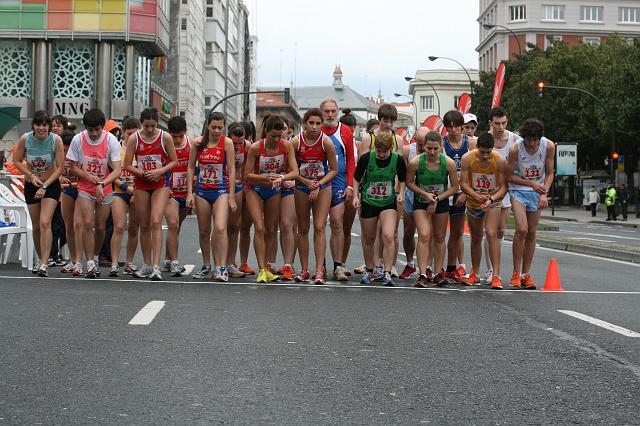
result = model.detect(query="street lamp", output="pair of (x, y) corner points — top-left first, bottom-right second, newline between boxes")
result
(404, 76), (441, 117)
(428, 56), (474, 95)
(393, 93), (418, 130)
(482, 23), (522, 57)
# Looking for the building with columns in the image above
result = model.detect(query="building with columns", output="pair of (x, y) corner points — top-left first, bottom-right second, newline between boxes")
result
(477, 0), (640, 71)
(0, 0), (174, 138)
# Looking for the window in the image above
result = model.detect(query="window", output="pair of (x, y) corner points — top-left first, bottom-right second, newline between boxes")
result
(181, 18), (187, 30)
(509, 5), (526, 21)
(205, 42), (214, 65)
(205, 96), (211, 106)
(206, 0), (214, 18)
(453, 96), (460, 109)
(179, 111), (185, 117)
(542, 5), (565, 21)
(181, 0), (187, 4)
(619, 7), (640, 23)
(583, 36), (600, 46)
(420, 95), (434, 111)
(544, 35), (563, 49)
(581, 6), (603, 22)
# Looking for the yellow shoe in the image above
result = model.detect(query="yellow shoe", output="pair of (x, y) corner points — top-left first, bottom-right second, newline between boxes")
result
(265, 269), (280, 282)
(256, 269), (267, 283)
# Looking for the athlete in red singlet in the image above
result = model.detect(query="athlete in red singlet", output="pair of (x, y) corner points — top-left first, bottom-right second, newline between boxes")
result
(123, 107), (177, 281)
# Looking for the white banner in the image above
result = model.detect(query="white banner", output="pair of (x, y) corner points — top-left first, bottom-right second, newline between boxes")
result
(556, 143), (577, 176)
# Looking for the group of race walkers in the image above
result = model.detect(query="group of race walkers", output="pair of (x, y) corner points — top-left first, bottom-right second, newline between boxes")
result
(13, 99), (554, 289)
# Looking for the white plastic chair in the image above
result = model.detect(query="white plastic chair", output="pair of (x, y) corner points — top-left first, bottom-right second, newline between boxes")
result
(0, 184), (34, 270)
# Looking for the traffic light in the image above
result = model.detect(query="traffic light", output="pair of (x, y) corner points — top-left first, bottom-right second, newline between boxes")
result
(284, 88), (290, 104)
(537, 81), (544, 98)
(612, 152), (619, 161)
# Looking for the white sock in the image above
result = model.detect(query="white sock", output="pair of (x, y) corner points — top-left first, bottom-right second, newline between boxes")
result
(483, 236), (492, 271)
(406, 260), (414, 267)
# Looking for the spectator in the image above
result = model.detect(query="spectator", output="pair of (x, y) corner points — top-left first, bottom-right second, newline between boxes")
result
(588, 186), (599, 217)
(605, 185), (617, 221)
(618, 183), (629, 221)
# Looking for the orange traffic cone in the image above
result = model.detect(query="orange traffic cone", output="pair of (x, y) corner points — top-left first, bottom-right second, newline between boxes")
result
(542, 258), (564, 292)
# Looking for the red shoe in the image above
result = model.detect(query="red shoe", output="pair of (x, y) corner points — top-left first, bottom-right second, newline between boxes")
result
(239, 263), (256, 275)
(425, 269), (434, 283)
(490, 275), (503, 289)
(267, 264), (277, 275)
(442, 270), (457, 284)
(433, 271), (448, 286)
(313, 272), (325, 285)
(399, 264), (417, 279)
(509, 272), (522, 288)
(294, 270), (310, 282)
(453, 265), (467, 283)
(522, 273), (537, 289)
(460, 271), (480, 286)
(278, 265), (294, 280)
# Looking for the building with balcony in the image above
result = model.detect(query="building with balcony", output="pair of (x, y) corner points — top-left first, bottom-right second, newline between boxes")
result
(407, 69), (479, 125)
(0, 0), (174, 139)
(477, 0), (640, 71)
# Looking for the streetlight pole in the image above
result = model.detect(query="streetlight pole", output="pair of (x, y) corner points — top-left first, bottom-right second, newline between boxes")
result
(428, 56), (474, 95)
(482, 23), (522, 58)
(404, 76), (441, 118)
(393, 93), (418, 130)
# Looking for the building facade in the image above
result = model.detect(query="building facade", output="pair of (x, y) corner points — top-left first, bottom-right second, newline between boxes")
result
(407, 69), (479, 124)
(0, 0), (173, 138)
(478, 0), (640, 71)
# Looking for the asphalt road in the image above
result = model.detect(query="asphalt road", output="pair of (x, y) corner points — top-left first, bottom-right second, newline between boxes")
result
(1, 216), (639, 424)
(539, 220), (640, 247)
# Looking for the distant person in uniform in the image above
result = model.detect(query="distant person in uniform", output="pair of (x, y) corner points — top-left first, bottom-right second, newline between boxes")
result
(605, 185), (617, 221)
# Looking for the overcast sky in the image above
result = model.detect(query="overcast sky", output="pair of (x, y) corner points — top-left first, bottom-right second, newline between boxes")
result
(245, 0), (480, 101)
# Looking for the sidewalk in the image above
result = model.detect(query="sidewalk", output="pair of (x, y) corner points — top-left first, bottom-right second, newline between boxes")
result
(540, 205), (640, 228)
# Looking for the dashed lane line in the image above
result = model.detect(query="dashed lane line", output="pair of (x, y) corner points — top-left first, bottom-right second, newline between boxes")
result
(128, 300), (166, 325)
(558, 310), (640, 337)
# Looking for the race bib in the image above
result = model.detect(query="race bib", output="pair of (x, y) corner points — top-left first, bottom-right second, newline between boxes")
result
(172, 171), (188, 192)
(420, 183), (444, 196)
(83, 157), (106, 177)
(259, 154), (284, 174)
(27, 155), (51, 174)
(367, 181), (393, 200)
(299, 161), (325, 179)
(235, 153), (245, 167)
(472, 173), (496, 194)
(523, 165), (542, 180)
(138, 154), (162, 172)
(199, 163), (224, 185)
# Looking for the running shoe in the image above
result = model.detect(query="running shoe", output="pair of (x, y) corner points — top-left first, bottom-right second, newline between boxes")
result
(60, 262), (75, 273)
(491, 275), (503, 289)
(399, 263), (417, 279)
(372, 266), (384, 281)
(85, 266), (98, 279)
(256, 269), (268, 283)
(169, 260), (183, 277)
(161, 259), (172, 272)
(32, 262), (40, 274)
(414, 274), (428, 288)
(264, 269), (279, 282)
(383, 272), (395, 287)
(37, 265), (49, 277)
(239, 263), (256, 275)
(481, 270), (494, 285)
(425, 268), (434, 283)
(344, 270), (352, 277)
(453, 264), (467, 283)
(213, 266), (228, 282)
(47, 258), (56, 267)
(123, 263), (138, 275)
(353, 264), (366, 274)
(294, 270), (310, 282)
(360, 272), (373, 285)
(433, 272), (448, 286)
(390, 266), (400, 278)
(192, 265), (211, 279)
(134, 265), (153, 279)
(442, 270), (457, 284)
(267, 263), (277, 275)
(149, 266), (162, 281)
(228, 264), (246, 278)
(313, 272), (325, 285)
(109, 265), (119, 277)
(54, 257), (66, 266)
(278, 265), (294, 281)
(460, 271), (480, 286)
(509, 272), (522, 288)
(522, 273), (537, 289)
(72, 263), (83, 276)
(333, 266), (349, 282)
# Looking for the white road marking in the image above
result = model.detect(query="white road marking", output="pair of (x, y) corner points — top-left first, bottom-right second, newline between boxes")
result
(183, 264), (195, 275)
(128, 300), (166, 325)
(569, 237), (614, 243)
(197, 248), (202, 254)
(561, 231), (640, 241)
(5, 274), (640, 294)
(350, 233), (359, 237)
(558, 310), (640, 337)
(161, 225), (168, 230)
